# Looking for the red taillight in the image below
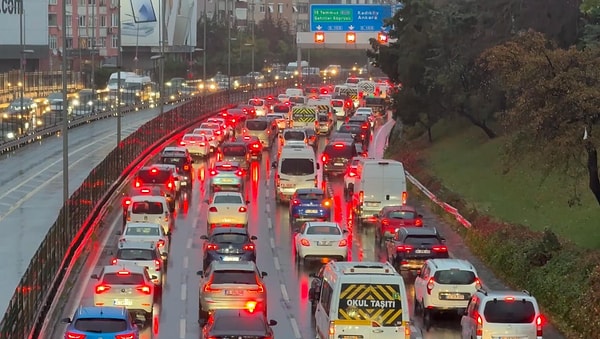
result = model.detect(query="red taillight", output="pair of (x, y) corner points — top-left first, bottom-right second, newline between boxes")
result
(150, 168), (158, 174)
(179, 141), (186, 146)
(432, 245), (448, 253)
(65, 332), (86, 339)
(207, 243), (219, 250)
(95, 284), (111, 294)
(251, 143), (260, 149)
(300, 238), (311, 246)
(348, 169), (357, 177)
(321, 154), (329, 163)
(122, 198), (132, 207)
(238, 206), (247, 212)
(381, 219), (390, 226)
(396, 245), (413, 252)
(243, 244), (255, 251)
(475, 313), (483, 336)
(203, 277), (221, 292)
(236, 170), (244, 176)
(183, 164), (190, 171)
(157, 239), (165, 248)
(215, 130), (221, 135)
(292, 199), (300, 205)
(134, 180), (141, 188)
(402, 191), (408, 205)
(140, 188), (150, 193)
(111, 258), (118, 265)
(199, 142), (206, 146)
(426, 277), (435, 295)
(115, 334), (136, 339)
(415, 218), (423, 227)
(474, 277), (482, 289)
(136, 285), (152, 295)
(536, 315), (543, 336)
(338, 239), (347, 247)
(333, 143), (344, 149)
(322, 199), (332, 208)
(361, 124), (368, 129)
(154, 259), (161, 271)
(209, 169), (218, 176)
(167, 181), (173, 189)
(209, 206), (218, 212)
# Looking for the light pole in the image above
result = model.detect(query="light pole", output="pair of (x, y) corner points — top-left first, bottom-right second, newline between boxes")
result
(116, 0), (123, 146)
(227, 0), (231, 91)
(244, 43), (253, 74)
(62, 0), (70, 224)
(124, 14), (140, 72)
(202, 0), (207, 81)
(151, 54), (164, 116)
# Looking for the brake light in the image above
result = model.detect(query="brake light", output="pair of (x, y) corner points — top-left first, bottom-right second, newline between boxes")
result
(396, 245), (413, 252)
(140, 188), (150, 193)
(348, 169), (357, 177)
(238, 206), (247, 212)
(154, 259), (162, 271)
(415, 218), (423, 227)
(381, 219), (390, 226)
(245, 301), (258, 313)
(150, 168), (158, 174)
(251, 143), (260, 149)
(243, 244), (255, 251)
(207, 243), (218, 250)
(475, 312), (483, 336)
(338, 239), (347, 247)
(111, 258), (118, 265)
(402, 191), (408, 205)
(179, 141), (186, 146)
(136, 285), (152, 295)
(167, 181), (173, 189)
(157, 239), (165, 248)
(209, 169), (218, 176)
(243, 135), (251, 140)
(536, 315), (543, 336)
(292, 199), (300, 205)
(209, 207), (218, 212)
(361, 124), (368, 129)
(359, 191), (364, 205)
(215, 130), (221, 135)
(199, 142), (206, 146)
(426, 277), (435, 295)
(122, 197), (132, 207)
(474, 277), (482, 289)
(333, 143), (344, 148)
(321, 154), (329, 163)
(432, 245), (448, 253)
(95, 284), (111, 294)
(322, 199), (332, 208)
(65, 332), (86, 339)
(134, 180), (141, 188)
(300, 238), (311, 246)
(183, 164), (190, 171)
(115, 334), (136, 339)
(203, 277), (221, 293)
(236, 170), (244, 176)
(329, 320), (335, 336)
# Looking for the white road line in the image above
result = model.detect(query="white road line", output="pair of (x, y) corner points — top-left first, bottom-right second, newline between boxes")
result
(267, 218), (272, 229)
(280, 283), (290, 302)
(181, 283), (187, 300)
(273, 256), (281, 271)
(290, 318), (302, 339)
(186, 238), (193, 249)
(179, 318), (186, 339)
(183, 256), (189, 269)
(265, 189), (269, 198)
(265, 203), (270, 213)
(269, 237), (275, 249)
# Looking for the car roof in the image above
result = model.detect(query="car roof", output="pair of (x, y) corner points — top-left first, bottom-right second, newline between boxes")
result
(305, 221), (340, 228)
(427, 258), (475, 271)
(140, 164), (174, 171)
(210, 260), (257, 271)
(118, 240), (157, 250)
(130, 195), (167, 203)
(295, 188), (324, 195)
(102, 264), (147, 274)
(400, 227), (439, 236)
(124, 222), (162, 229)
(477, 289), (538, 302)
(211, 227), (249, 236)
(212, 191), (243, 197)
(75, 306), (129, 319)
(210, 308), (267, 321)
(215, 161), (241, 167)
(163, 146), (187, 153)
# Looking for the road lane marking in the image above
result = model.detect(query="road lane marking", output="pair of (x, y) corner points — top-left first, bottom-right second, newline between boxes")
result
(269, 237), (275, 249)
(265, 203), (270, 213)
(280, 283), (290, 302)
(273, 256), (280, 271)
(267, 218), (272, 229)
(290, 317), (302, 339)
(186, 238), (193, 249)
(181, 283), (187, 300)
(179, 318), (186, 339)
(183, 256), (189, 269)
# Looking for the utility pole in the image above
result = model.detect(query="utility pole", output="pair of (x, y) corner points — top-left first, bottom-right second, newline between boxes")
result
(227, 0), (231, 91)
(159, 0), (165, 116)
(61, 0), (70, 226)
(91, 1), (96, 109)
(203, 0), (206, 80)
(116, 0), (122, 145)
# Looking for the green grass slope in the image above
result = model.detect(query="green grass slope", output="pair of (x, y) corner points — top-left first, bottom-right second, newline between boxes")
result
(425, 122), (600, 249)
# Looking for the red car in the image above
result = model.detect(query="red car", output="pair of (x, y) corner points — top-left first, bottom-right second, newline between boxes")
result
(374, 205), (423, 245)
(236, 104), (257, 118)
(234, 135), (263, 160)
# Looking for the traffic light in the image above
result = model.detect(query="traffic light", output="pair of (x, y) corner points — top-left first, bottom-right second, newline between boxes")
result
(314, 32), (325, 44)
(377, 32), (388, 44)
(345, 32), (356, 44)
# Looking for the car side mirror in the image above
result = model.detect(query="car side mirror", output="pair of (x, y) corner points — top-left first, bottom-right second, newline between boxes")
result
(91, 274), (99, 280)
(197, 270), (204, 277)
(261, 271), (268, 278)
(268, 320), (278, 326)
(463, 309), (468, 316)
(271, 161), (277, 169)
(316, 163), (320, 170)
(250, 235), (258, 240)
(200, 235), (209, 240)
(61, 317), (72, 324)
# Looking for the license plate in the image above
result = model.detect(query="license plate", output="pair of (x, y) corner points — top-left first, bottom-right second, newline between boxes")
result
(494, 337), (524, 339)
(365, 202), (379, 207)
(334, 163), (343, 166)
(221, 178), (233, 183)
(305, 209), (318, 214)
(317, 241), (331, 246)
(224, 290), (243, 296)
(415, 249), (431, 254)
(222, 256), (240, 261)
(281, 183), (295, 188)
(444, 293), (465, 300)
(181, 181), (187, 186)
(114, 299), (132, 306)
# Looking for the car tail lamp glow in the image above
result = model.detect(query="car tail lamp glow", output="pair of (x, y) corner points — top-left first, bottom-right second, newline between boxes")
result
(137, 285), (152, 295)
(243, 244), (255, 251)
(396, 245), (413, 252)
(292, 199), (300, 205)
(183, 164), (190, 171)
(167, 181), (173, 189)
(111, 258), (118, 265)
(209, 207), (218, 212)
(203, 278), (221, 293)
(115, 334), (136, 339)
(245, 301), (258, 313)
(134, 180), (142, 188)
(338, 239), (347, 247)
(475, 312), (483, 336)
(300, 238), (311, 246)
(348, 169), (357, 177)
(329, 320), (335, 336)
(209, 169), (218, 176)
(207, 243), (219, 250)
(432, 245), (448, 253)
(117, 270), (131, 275)
(150, 168), (158, 174)
(333, 143), (345, 149)
(140, 188), (151, 194)
(359, 191), (364, 205)
(95, 284), (111, 294)
(536, 315), (543, 336)
(415, 218), (423, 227)
(474, 277), (482, 289)
(402, 191), (408, 205)
(381, 219), (390, 226)
(154, 259), (161, 271)
(321, 154), (329, 163)
(322, 199), (332, 208)
(157, 239), (165, 248)
(238, 206), (247, 213)
(179, 141), (186, 146)
(199, 141), (206, 146)
(426, 277), (435, 295)
(122, 197), (132, 207)
(236, 170), (244, 176)
(251, 143), (260, 149)
(65, 332), (86, 339)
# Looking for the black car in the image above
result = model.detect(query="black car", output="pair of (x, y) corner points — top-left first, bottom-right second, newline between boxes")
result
(338, 123), (369, 146)
(308, 265), (326, 313)
(200, 227), (258, 270)
(346, 118), (372, 144)
(321, 140), (358, 175)
(201, 309), (277, 338)
(385, 227), (449, 272)
(158, 149), (194, 188)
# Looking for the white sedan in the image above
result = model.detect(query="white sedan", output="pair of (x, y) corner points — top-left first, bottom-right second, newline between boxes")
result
(192, 128), (219, 152)
(119, 222), (170, 257)
(294, 221), (349, 264)
(206, 192), (249, 232)
(180, 133), (211, 158)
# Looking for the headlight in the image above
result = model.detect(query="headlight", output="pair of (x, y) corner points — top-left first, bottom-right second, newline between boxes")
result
(6, 132), (14, 139)
(72, 99), (80, 106)
(2, 113), (8, 119)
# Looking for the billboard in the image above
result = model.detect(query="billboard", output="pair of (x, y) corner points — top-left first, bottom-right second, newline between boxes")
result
(121, 0), (197, 47)
(0, 0), (48, 45)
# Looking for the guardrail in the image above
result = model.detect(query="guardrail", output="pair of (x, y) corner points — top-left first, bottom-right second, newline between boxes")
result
(0, 70), (84, 103)
(0, 79), (295, 339)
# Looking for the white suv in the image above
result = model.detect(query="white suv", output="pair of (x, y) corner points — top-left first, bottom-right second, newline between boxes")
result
(415, 259), (481, 328)
(461, 289), (544, 339)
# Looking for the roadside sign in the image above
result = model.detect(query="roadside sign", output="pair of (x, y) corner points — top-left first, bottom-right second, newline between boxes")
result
(310, 4), (393, 32)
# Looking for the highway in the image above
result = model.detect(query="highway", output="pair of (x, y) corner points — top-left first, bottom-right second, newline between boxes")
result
(46, 107), (566, 339)
(0, 104), (176, 316)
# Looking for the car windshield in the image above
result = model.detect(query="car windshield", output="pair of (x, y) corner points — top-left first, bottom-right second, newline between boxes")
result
(160, 156), (185, 165)
(403, 235), (440, 246)
(222, 145), (247, 156)
(249, 99), (264, 106)
(388, 211), (416, 219)
(434, 269), (476, 284)
(213, 233), (249, 244)
(483, 300), (536, 323)
(183, 135), (204, 142)
(125, 226), (160, 236)
(212, 270), (257, 284)
(117, 249), (156, 260)
(213, 315), (266, 332)
(280, 159), (314, 175)
(137, 170), (170, 183)
(213, 195), (243, 204)
(194, 129), (213, 136)
(339, 124), (361, 134)
(73, 318), (128, 332)
(246, 120), (268, 130)
(307, 226), (341, 235)
(131, 202), (164, 214)
(284, 131), (305, 141)
(102, 272), (145, 285)
(297, 192), (324, 200)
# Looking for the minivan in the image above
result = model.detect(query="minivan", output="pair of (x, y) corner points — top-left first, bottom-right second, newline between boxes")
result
(273, 145), (319, 203)
(243, 117), (278, 149)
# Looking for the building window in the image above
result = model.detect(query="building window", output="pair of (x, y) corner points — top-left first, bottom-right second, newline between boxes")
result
(88, 0), (95, 4)
(48, 14), (58, 26)
(277, 3), (283, 13)
(66, 0), (71, 4)
(66, 15), (72, 27)
(100, 15), (106, 27)
(259, 4), (264, 13)
(99, 0), (105, 5)
(49, 35), (57, 49)
(298, 4), (308, 14)
(66, 37), (73, 48)
(78, 15), (86, 27)
(49, 0), (57, 5)
(79, 0), (85, 6)
(111, 13), (117, 27)
(88, 16), (95, 27)
(112, 34), (118, 48)
(267, 3), (273, 12)
(99, 36), (106, 47)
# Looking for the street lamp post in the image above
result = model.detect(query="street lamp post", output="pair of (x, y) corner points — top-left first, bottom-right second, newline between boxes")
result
(62, 0), (70, 224)
(202, 0), (207, 81)
(227, 0), (231, 91)
(125, 14), (140, 72)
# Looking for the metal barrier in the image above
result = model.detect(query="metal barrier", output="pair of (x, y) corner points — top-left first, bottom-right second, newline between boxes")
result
(0, 70), (84, 103)
(0, 79), (294, 339)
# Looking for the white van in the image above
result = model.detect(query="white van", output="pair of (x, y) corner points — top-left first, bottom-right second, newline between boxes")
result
(314, 261), (412, 339)
(273, 145), (319, 203)
(290, 105), (317, 129)
(126, 195), (173, 234)
(285, 88), (304, 97)
(351, 159), (407, 224)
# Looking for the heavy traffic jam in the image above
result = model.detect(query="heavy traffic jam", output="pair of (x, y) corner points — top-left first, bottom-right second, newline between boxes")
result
(61, 77), (546, 339)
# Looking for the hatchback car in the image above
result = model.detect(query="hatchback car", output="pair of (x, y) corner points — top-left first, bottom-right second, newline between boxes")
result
(208, 161), (245, 193)
(294, 221), (349, 264)
(374, 205), (424, 245)
(289, 188), (332, 227)
(197, 261), (268, 323)
(385, 227), (449, 272)
(217, 141), (250, 170)
(62, 306), (143, 338)
(119, 222), (170, 257)
(130, 165), (177, 211)
(200, 227), (258, 270)
(234, 135), (263, 161)
(179, 133), (210, 158)
(158, 147), (194, 188)
(201, 309), (277, 337)
(111, 241), (165, 287)
(321, 140), (358, 175)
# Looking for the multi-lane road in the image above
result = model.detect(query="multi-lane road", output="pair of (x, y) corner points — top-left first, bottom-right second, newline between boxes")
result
(44, 109), (565, 339)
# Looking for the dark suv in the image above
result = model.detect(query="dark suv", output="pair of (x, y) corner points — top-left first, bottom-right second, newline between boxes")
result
(321, 140), (358, 175)
(158, 147), (194, 188)
(131, 165), (177, 211)
(385, 227), (449, 272)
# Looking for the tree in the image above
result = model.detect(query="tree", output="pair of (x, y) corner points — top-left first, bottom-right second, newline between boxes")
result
(479, 30), (600, 205)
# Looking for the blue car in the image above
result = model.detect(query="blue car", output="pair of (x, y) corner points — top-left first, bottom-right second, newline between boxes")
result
(289, 188), (332, 227)
(62, 306), (144, 339)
